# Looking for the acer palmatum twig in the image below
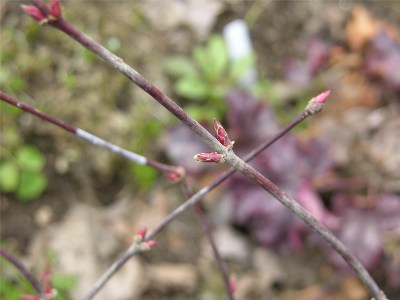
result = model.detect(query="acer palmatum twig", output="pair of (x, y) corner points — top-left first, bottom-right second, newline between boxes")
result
(20, 2), (387, 300)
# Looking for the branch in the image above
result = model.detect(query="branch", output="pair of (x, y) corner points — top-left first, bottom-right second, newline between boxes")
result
(20, 3), (387, 299)
(83, 231), (156, 300)
(182, 179), (235, 300)
(0, 91), (184, 181)
(194, 203), (235, 300)
(0, 246), (44, 298)
(84, 97), (332, 299)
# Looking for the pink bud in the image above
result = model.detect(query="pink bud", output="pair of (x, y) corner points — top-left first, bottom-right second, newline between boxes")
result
(140, 239), (157, 251)
(213, 118), (234, 149)
(49, 0), (61, 19)
(305, 90), (331, 115)
(21, 296), (40, 300)
(194, 152), (225, 164)
(136, 227), (147, 241)
(313, 90), (330, 104)
(165, 167), (185, 182)
(165, 172), (179, 182)
(41, 263), (52, 294)
(145, 240), (157, 248)
(21, 5), (47, 23)
(229, 274), (237, 294)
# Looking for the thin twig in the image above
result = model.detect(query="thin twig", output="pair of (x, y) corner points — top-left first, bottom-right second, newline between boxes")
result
(194, 203), (235, 300)
(82, 243), (142, 300)
(146, 109), (311, 240)
(182, 179), (235, 300)
(0, 91), (184, 180)
(83, 105), (323, 299)
(0, 246), (44, 297)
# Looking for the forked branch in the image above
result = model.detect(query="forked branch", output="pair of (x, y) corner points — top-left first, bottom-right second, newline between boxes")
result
(19, 2), (388, 300)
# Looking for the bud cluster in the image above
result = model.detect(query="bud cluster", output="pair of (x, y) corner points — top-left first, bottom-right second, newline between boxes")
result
(134, 227), (157, 252)
(194, 118), (234, 164)
(21, 0), (62, 24)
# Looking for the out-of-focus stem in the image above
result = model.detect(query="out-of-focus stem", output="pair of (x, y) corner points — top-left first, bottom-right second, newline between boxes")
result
(0, 91), (183, 180)
(0, 246), (44, 298)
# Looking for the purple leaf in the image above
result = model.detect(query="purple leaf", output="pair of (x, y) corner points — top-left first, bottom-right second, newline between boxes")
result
(364, 31), (400, 93)
(165, 124), (210, 175)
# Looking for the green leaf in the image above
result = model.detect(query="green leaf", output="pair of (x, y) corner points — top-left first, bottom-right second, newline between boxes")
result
(16, 145), (45, 172)
(164, 56), (197, 77)
(208, 35), (228, 80)
(0, 127), (21, 152)
(52, 274), (77, 291)
(0, 101), (22, 116)
(230, 53), (255, 81)
(250, 79), (277, 102)
(82, 49), (96, 63)
(107, 36), (121, 52)
(0, 277), (22, 299)
(193, 45), (214, 80)
(0, 161), (19, 192)
(185, 105), (221, 121)
(62, 73), (76, 89)
(130, 164), (157, 191)
(16, 171), (47, 201)
(208, 85), (227, 102)
(174, 76), (208, 100)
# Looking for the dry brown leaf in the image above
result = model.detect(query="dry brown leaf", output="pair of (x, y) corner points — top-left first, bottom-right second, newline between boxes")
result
(346, 6), (379, 51)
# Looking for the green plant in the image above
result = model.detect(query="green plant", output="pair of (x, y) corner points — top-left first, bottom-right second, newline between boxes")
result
(0, 144), (47, 201)
(0, 246), (77, 300)
(0, 101), (48, 201)
(164, 34), (260, 120)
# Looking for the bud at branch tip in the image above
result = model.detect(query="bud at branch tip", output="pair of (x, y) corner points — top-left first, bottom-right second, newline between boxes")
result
(305, 90), (331, 115)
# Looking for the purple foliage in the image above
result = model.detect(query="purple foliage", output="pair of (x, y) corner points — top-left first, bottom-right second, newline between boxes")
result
(225, 90), (334, 251)
(226, 90), (280, 151)
(326, 193), (400, 286)
(364, 31), (400, 93)
(165, 124), (211, 175)
(283, 38), (331, 86)
(164, 87), (399, 285)
(284, 33), (400, 96)
(223, 91), (399, 285)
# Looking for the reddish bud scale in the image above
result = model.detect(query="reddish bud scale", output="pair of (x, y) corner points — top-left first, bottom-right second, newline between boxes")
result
(136, 227), (147, 241)
(229, 274), (237, 295)
(194, 152), (225, 164)
(139, 240), (157, 251)
(145, 240), (157, 248)
(165, 167), (185, 182)
(21, 5), (47, 23)
(213, 118), (234, 149)
(49, 0), (62, 19)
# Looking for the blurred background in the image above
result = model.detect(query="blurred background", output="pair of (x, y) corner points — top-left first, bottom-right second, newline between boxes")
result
(1, 1), (399, 299)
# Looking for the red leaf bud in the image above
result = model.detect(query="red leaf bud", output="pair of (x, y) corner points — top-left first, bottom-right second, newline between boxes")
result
(21, 5), (47, 23)
(140, 240), (157, 251)
(194, 152), (225, 164)
(136, 227), (147, 241)
(305, 90), (331, 115)
(49, 0), (62, 19)
(213, 118), (234, 149)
